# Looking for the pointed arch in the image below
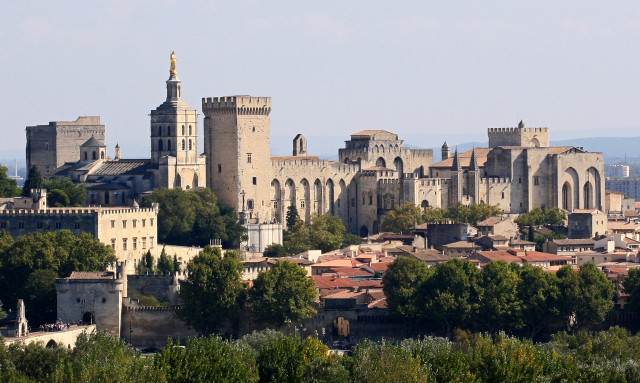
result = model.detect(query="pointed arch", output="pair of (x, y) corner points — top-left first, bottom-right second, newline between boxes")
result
(326, 179), (335, 215)
(271, 179), (282, 222)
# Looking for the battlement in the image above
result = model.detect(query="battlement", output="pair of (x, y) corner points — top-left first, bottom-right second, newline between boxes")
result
(272, 158), (359, 174)
(123, 305), (181, 312)
(49, 116), (102, 126)
(0, 206), (157, 216)
(379, 179), (401, 185)
(487, 127), (549, 133)
(479, 177), (511, 184)
(202, 96), (271, 116)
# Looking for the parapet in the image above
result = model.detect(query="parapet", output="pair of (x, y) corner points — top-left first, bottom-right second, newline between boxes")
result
(51, 116), (102, 126)
(202, 96), (271, 116)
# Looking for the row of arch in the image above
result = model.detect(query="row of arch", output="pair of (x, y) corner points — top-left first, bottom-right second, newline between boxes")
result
(157, 139), (195, 152)
(561, 167), (602, 210)
(153, 125), (194, 137)
(271, 178), (349, 223)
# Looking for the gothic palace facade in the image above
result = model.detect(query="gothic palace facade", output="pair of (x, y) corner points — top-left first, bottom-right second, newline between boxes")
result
(26, 53), (605, 238)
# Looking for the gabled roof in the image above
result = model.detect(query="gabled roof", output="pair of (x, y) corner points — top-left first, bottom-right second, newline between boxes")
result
(90, 159), (153, 176)
(550, 238), (595, 246)
(431, 148), (492, 169)
(476, 216), (503, 227)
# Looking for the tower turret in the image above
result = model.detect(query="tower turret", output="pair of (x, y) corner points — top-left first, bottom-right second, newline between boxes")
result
(441, 141), (450, 161)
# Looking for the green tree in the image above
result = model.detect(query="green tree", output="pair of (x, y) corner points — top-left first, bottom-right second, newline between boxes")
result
(178, 246), (247, 335)
(0, 230), (116, 326)
(249, 260), (316, 327)
(478, 260), (521, 333)
(136, 250), (153, 274)
(516, 264), (561, 339)
(557, 263), (615, 332)
(623, 267), (640, 313)
(42, 178), (87, 206)
(283, 214), (357, 255)
(349, 340), (428, 383)
(286, 205), (300, 231)
(172, 254), (180, 272)
(383, 256), (432, 319)
(263, 243), (287, 258)
(24, 269), (58, 325)
(0, 300), (6, 320)
(515, 207), (566, 228)
(381, 203), (423, 233)
(157, 247), (173, 273)
(422, 206), (449, 223)
(47, 189), (70, 207)
(0, 165), (20, 197)
(21, 166), (43, 197)
(417, 258), (482, 337)
(155, 336), (258, 383)
(142, 187), (247, 247)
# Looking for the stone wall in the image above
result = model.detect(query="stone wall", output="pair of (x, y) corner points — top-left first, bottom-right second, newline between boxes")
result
(121, 304), (197, 348)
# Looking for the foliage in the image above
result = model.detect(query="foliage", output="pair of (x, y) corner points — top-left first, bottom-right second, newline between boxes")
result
(141, 187), (247, 247)
(42, 178), (87, 207)
(178, 246), (247, 335)
(47, 189), (70, 207)
(21, 166), (43, 197)
(383, 256), (432, 318)
(557, 263), (615, 332)
(286, 205), (300, 231)
(349, 340), (428, 383)
(155, 336), (258, 383)
(156, 247), (174, 274)
(238, 331), (329, 383)
(132, 294), (169, 307)
(249, 260), (316, 326)
(477, 261), (521, 333)
(624, 267), (640, 313)
(0, 230), (116, 325)
(417, 258), (482, 336)
(263, 243), (287, 258)
(0, 300), (5, 320)
(381, 203), (504, 233)
(515, 264), (561, 338)
(533, 231), (566, 251)
(136, 250), (154, 274)
(514, 207), (566, 228)
(283, 214), (359, 255)
(0, 165), (20, 197)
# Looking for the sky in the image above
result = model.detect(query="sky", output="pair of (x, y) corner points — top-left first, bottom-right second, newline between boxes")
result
(1, 1), (640, 159)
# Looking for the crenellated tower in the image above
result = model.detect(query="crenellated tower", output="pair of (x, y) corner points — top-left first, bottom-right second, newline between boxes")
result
(202, 96), (273, 223)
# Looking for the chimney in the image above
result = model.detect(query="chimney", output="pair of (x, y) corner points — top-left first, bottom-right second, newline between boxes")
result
(114, 143), (121, 161)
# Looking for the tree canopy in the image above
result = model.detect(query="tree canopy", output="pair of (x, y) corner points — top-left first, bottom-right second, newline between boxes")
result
(22, 166), (43, 196)
(381, 203), (503, 233)
(178, 246), (248, 335)
(383, 256), (432, 319)
(283, 214), (360, 255)
(0, 230), (116, 325)
(249, 260), (316, 326)
(141, 187), (247, 247)
(514, 207), (566, 228)
(0, 165), (20, 197)
(42, 178), (87, 206)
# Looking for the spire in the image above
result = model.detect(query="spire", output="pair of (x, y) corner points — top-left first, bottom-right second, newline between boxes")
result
(452, 148), (461, 171)
(166, 51), (181, 101)
(518, 120), (525, 129)
(470, 148), (479, 170)
(442, 141), (449, 149)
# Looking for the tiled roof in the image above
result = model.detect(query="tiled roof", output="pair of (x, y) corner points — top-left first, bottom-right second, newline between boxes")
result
(476, 216), (503, 227)
(368, 298), (388, 309)
(488, 234), (509, 241)
(312, 276), (359, 289)
(509, 239), (536, 245)
(85, 182), (130, 191)
(521, 251), (571, 262)
(608, 221), (640, 232)
(90, 159), (153, 176)
(312, 259), (364, 268)
(323, 291), (366, 300)
(551, 238), (595, 245)
(81, 136), (105, 147)
(473, 251), (523, 263)
(431, 148), (492, 168)
(442, 241), (480, 249)
(315, 253), (347, 263)
(370, 262), (390, 272)
(68, 271), (115, 280)
(329, 268), (374, 278)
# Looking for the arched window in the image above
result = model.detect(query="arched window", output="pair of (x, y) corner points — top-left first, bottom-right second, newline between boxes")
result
(84, 152), (88, 160)
(167, 126), (171, 136)
(189, 125), (192, 135)
(158, 139), (163, 151)
(188, 139), (192, 150)
(167, 139), (172, 151)
(182, 140), (185, 150)
(181, 125), (185, 135)
(100, 152), (104, 159)
(92, 151), (96, 160)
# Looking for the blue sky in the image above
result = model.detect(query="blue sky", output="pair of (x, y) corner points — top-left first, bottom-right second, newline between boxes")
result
(1, 1), (639, 158)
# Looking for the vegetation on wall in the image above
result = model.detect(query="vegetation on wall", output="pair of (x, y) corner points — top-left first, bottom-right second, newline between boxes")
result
(381, 203), (504, 233)
(283, 214), (361, 255)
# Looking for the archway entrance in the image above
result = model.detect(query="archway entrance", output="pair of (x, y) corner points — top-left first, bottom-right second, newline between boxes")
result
(83, 312), (95, 325)
(46, 340), (58, 348)
(333, 317), (350, 339)
(359, 225), (369, 237)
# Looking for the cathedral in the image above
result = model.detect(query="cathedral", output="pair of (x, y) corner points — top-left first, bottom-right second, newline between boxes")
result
(29, 52), (206, 205)
(27, 52), (605, 242)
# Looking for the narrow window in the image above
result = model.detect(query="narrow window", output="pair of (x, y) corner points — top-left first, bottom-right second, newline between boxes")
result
(181, 125), (185, 135)
(133, 238), (137, 250)
(182, 140), (185, 150)
(142, 219), (146, 227)
(142, 237), (146, 249)
(301, 200), (305, 208)
(167, 126), (171, 136)
(132, 220), (137, 228)
(218, 164), (222, 173)
(253, 177), (257, 185)
(189, 125), (192, 135)
(122, 220), (127, 229)
(534, 176), (539, 186)
(111, 239), (116, 249)
(247, 200), (254, 209)
(55, 222), (62, 229)
(158, 139), (163, 151)
(167, 140), (171, 151)
(189, 139), (192, 150)
(123, 239), (127, 251)
(247, 153), (252, 163)
(74, 222), (80, 229)
(150, 219), (154, 226)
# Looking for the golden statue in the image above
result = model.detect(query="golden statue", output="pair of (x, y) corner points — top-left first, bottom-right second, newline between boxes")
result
(170, 51), (178, 77)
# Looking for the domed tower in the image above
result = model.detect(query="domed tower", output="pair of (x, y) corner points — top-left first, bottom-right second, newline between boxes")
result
(441, 141), (450, 161)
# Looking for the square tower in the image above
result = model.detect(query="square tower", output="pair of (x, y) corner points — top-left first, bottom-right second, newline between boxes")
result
(202, 96), (273, 223)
